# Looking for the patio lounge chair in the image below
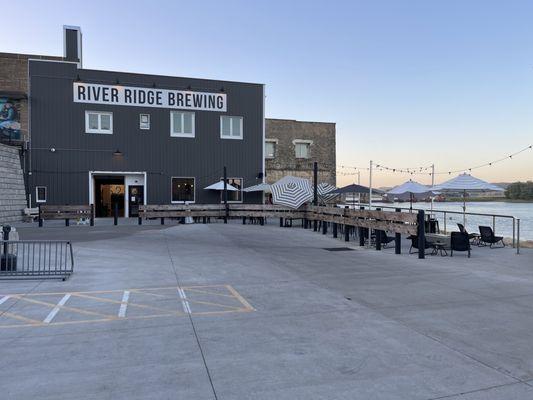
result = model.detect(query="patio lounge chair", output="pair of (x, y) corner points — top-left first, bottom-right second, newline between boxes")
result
(408, 235), (434, 254)
(450, 232), (471, 257)
(376, 230), (395, 248)
(478, 226), (505, 248)
(457, 223), (480, 245)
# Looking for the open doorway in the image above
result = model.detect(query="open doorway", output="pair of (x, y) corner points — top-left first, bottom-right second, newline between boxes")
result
(94, 176), (125, 217)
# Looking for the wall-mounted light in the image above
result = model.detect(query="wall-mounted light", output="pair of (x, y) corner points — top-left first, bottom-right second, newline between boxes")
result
(220, 87), (225, 92)
(113, 149), (123, 156)
(50, 147), (56, 153)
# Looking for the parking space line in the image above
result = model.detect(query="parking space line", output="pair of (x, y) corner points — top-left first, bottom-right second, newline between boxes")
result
(0, 285), (254, 329)
(16, 296), (117, 319)
(226, 285), (255, 311)
(2, 312), (42, 325)
(185, 298), (246, 311)
(184, 288), (235, 298)
(70, 292), (184, 315)
(118, 291), (130, 318)
(43, 294), (71, 324)
(177, 288), (192, 314)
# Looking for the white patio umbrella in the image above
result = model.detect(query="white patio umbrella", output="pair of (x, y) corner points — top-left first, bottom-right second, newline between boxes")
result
(243, 182), (271, 193)
(387, 179), (433, 211)
(432, 173), (504, 224)
(271, 176), (313, 209)
(204, 181), (238, 191)
(317, 183), (339, 204)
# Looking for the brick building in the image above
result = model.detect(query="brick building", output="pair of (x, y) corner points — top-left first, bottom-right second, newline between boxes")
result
(265, 118), (336, 185)
(0, 53), (63, 144)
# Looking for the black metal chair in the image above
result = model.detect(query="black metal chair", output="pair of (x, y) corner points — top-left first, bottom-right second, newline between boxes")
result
(457, 223), (480, 245)
(478, 226), (505, 248)
(408, 235), (433, 254)
(450, 232), (471, 257)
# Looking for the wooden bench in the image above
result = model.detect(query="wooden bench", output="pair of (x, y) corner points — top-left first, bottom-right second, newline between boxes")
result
(38, 205), (94, 227)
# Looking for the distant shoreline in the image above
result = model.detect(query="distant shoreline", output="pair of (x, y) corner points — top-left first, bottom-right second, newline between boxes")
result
(440, 198), (533, 203)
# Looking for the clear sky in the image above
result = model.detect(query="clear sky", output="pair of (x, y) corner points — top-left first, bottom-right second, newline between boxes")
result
(6, 0), (533, 187)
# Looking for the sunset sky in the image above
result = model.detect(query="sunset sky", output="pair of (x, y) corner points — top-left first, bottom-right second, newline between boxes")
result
(6, 0), (533, 187)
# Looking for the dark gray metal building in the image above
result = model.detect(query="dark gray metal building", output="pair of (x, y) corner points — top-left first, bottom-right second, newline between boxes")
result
(28, 26), (264, 217)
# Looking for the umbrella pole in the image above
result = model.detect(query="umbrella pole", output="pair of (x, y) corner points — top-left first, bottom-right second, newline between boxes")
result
(410, 193), (413, 212)
(463, 189), (466, 226)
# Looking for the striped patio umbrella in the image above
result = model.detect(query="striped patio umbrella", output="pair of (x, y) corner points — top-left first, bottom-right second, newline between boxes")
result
(317, 183), (339, 203)
(243, 182), (271, 193)
(432, 173), (504, 224)
(271, 176), (313, 209)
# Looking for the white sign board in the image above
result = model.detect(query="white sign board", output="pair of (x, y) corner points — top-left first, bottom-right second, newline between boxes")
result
(73, 82), (226, 112)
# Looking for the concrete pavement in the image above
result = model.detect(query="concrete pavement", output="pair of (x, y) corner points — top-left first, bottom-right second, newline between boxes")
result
(1, 220), (533, 399)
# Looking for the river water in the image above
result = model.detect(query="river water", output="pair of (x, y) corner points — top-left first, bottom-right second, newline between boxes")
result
(368, 201), (533, 240)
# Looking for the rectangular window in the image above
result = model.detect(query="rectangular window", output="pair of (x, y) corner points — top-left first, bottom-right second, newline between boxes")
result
(36, 186), (47, 203)
(265, 141), (276, 158)
(220, 116), (243, 139)
(140, 114), (150, 130)
(171, 177), (195, 203)
(220, 178), (243, 202)
(295, 142), (310, 159)
(170, 111), (195, 137)
(85, 111), (113, 134)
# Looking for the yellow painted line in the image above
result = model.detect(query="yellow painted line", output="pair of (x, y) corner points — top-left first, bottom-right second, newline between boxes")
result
(185, 298), (246, 311)
(184, 287), (236, 298)
(1, 312), (43, 325)
(69, 293), (184, 315)
(226, 285), (255, 311)
(0, 284), (238, 298)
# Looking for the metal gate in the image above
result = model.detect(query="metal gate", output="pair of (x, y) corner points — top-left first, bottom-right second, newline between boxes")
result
(0, 240), (74, 280)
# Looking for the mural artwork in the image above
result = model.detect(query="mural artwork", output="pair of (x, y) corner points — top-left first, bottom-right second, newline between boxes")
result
(0, 98), (21, 141)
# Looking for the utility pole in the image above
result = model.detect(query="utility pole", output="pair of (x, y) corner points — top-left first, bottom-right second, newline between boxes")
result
(357, 170), (361, 206)
(223, 166), (228, 223)
(430, 163), (435, 214)
(369, 160), (373, 210)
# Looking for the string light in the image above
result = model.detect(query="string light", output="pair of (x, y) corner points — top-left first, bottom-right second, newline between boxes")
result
(336, 144), (532, 176)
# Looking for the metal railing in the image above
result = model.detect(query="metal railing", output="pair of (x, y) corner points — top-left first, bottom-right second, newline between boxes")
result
(340, 202), (519, 249)
(0, 240), (74, 280)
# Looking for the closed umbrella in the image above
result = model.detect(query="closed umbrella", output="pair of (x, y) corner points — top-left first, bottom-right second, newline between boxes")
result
(271, 176), (313, 209)
(387, 179), (432, 211)
(432, 173), (504, 224)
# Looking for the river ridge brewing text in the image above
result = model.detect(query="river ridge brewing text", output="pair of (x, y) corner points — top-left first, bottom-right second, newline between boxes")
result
(73, 82), (227, 112)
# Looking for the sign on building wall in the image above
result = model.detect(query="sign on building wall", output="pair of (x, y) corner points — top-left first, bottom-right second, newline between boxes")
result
(0, 98), (21, 141)
(73, 83), (227, 112)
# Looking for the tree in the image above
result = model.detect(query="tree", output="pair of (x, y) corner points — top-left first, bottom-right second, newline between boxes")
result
(505, 181), (533, 200)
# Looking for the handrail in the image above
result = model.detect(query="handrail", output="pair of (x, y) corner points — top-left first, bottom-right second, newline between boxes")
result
(340, 202), (518, 249)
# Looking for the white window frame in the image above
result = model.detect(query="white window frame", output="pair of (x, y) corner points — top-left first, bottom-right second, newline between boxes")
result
(170, 111), (195, 138)
(36, 186), (47, 203)
(265, 139), (277, 158)
(293, 139), (313, 159)
(220, 116), (243, 140)
(139, 113), (150, 130)
(171, 177), (196, 204)
(85, 111), (113, 134)
(220, 177), (243, 203)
